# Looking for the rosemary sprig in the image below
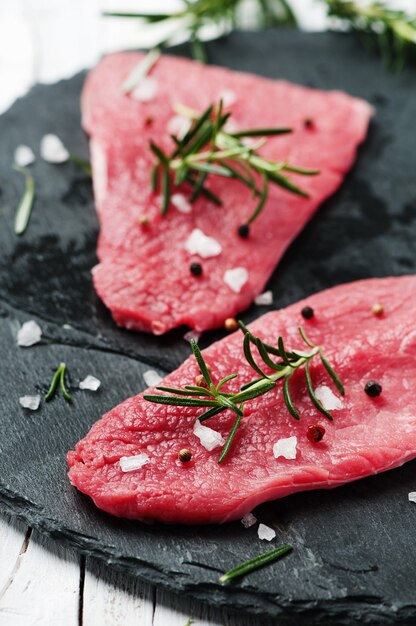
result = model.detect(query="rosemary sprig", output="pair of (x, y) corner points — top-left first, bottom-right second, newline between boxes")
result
(151, 101), (319, 226)
(219, 543), (293, 583)
(14, 167), (35, 236)
(144, 323), (344, 463)
(103, 0), (297, 61)
(45, 363), (72, 403)
(325, 1), (416, 70)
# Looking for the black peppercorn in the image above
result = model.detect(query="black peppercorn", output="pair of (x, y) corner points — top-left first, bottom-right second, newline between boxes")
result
(190, 262), (202, 277)
(238, 224), (250, 238)
(364, 380), (382, 397)
(304, 118), (314, 129)
(301, 306), (314, 320)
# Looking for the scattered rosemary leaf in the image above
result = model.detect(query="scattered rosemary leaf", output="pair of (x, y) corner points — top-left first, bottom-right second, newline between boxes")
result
(69, 154), (92, 177)
(14, 167), (35, 236)
(219, 544), (293, 584)
(45, 362), (72, 403)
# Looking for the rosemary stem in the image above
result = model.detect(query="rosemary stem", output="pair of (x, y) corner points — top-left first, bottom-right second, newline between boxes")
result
(219, 544), (293, 584)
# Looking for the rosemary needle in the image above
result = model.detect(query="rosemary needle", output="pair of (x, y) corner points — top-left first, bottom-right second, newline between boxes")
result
(45, 363), (72, 403)
(219, 544), (293, 584)
(14, 167), (35, 236)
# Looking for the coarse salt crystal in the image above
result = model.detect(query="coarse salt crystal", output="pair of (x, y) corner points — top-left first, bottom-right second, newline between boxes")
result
(17, 320), (42, 347)
(273, 436), (297, 460)
(143, 369), (163, 388)
(184, 228), (222, 258)
(218, 89), (237, 106)
(254, 290), (273, 306)
(315, 385), (343, 411)
(14, 145), (35, 167)
(193, 421), (225, 452)
(167, 115), (192, 139)
(120, 453), (150, 473)
(79, 375), (101, 391)
(19, 395), (41, 411)
(409, 492), (416, 503)
(40, 134), (69, 163)
(258, 523), (276, 541)
(223, 267), (249, 293)
(184, 330), (201, 343)
(241, 512), (257, 528)
(132, 76), (158, 102)
(171, 193), (192, 214)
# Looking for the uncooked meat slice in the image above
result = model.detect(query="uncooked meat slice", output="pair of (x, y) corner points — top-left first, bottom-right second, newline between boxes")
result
(68, 275), (416, 524)
(82, 52), (373, 334)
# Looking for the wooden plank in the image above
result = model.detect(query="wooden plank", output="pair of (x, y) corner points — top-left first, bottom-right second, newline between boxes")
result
(0, 515), (29, 596)
(0, 529), (80, 626)
(82, 557), (155, 625)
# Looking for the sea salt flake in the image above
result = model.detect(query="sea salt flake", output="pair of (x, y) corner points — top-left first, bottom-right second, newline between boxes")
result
(184, 228), (222, 258)
(408, 492), (416, 503)
(184, 330), (201, 344)
(273, 436), (297, 460)
(14, 145), (35, 167)
(40, 134), (69, 163)
(258, 523), (276, 541)
(218, 89), (237, 106)
(241, 512), (257, 528)
(315, 385), (343, 411)
(223, 267), (249, 293)
(120, 453), (149, 473)
(17, 320), (42, 347)
(167, 115), (192, 139)
(143, 369), (163, 388)
(132, 76), (158, 102)
(254, 290), (273, 306)
(193, 421), (225, 452)
(79, 375), (101, 391)
(171, 193), (192, 214)
(19, 395), (41, 411)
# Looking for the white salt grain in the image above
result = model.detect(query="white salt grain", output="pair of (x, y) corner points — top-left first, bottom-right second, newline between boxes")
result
(143, 370), (163, 388)
(408, 492), (416, 503)
(258, 523), (276, 541)
(218, 89), (237, 106)
(167, 115), (192, 139)
(241, 512), (257, 528)
(223, 267), (249, 293)
(315, 385), (343, 411)
(184, 330), (201, 344)
(17, 320), (42, 347)
(14, 145), (35, 167)
(40, 134), (69, 163)
(19, 395), (41, 411)
(171, 193), (192, 214)
(79, 375), (101, 391)
(120, 453), (149, 473)
(132, 76), (158, 102)
(273, 436), (297, 460)
(193, 421), (225, 452)
(184, 228), (222, 258)
(254, 290), (273, 306)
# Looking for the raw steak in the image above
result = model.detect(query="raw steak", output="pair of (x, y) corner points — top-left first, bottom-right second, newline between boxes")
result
(83, 52), (372, 334)
(68, 275), (416, 524)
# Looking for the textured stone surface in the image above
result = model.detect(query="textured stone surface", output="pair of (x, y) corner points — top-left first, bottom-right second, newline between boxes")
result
(0, 31), (415, 624)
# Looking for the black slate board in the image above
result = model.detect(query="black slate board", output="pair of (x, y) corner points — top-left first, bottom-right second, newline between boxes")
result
(0, 31), (416, 625)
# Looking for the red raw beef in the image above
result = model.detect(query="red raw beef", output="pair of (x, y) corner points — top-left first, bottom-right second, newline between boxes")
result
(68, 275), (416, 524)
(82, 52), (372, 334)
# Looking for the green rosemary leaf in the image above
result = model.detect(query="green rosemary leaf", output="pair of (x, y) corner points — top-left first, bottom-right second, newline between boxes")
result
(102, 12), (171, 21)
(305, 361), (334, 421)
(198, 406), (227, 422)
(45, 363), (71, 402)
(216, 373), (238, 390)
(218, 412), (242, 464)
(231, 127), (292, 138)
(218, 161), (258, 192)
(155, 385), (210, 397)
(14, 168), (35, 236)
(282, 164), (320, 175)
(190, 162), (232, 176)
(184, 385), (216, 397)
(268, 170), (310, 198)
(320, 353), (345, 396)
(232, 380), (276, 404)
(190, 339), (213, 387)
(150, 142), (169, 165)
(219, 396), (244, 416)
(69, 155), (92, 176)
(247, 172), (269, 224)
(243, 332), (270, 379)
(59, 364), (72, 402)
(239, 376), (264, 391)
(278, 336), (292, 366)
(189, 171), (208, 202)
(177, 104), (213, 154)
(219, 544), (293, 584)
(298, 326), (315, 348)
(161, 167), (170, 216)
(185, 173), (223, 205)
(254, 337), (285, 371)
(144, 394), (218, 408)
(283, 375), (300, 420)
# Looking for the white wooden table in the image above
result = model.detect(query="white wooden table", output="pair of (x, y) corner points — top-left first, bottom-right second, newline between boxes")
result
(1, 1), (413, 624)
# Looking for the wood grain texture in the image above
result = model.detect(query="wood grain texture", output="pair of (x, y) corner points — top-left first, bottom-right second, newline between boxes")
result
(0, 31), (416, 625)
